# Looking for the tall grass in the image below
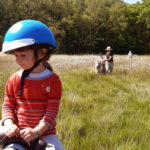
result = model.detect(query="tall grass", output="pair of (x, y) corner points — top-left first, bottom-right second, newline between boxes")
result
(1, 54), (150, 150)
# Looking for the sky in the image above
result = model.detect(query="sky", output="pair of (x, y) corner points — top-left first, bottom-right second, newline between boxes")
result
(124, 0), (142, 4)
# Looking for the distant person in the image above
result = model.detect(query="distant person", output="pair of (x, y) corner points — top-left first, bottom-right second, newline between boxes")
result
(95, 53), (106, 74)
(128, 51), (133, 59)
(105, 46), (114, 73)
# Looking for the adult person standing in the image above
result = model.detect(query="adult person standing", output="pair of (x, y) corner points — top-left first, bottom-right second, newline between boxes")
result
(105, 46), (114, 73)
(128, 51), (133, 59)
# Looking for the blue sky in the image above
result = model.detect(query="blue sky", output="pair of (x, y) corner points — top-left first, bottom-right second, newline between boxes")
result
(124, 0), (142, 4)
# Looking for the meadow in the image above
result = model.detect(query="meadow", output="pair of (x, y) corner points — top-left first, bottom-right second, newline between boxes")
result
(0, 54), (150, 150)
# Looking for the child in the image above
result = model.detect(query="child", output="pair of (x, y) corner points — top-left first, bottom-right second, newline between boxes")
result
(1, 20), (64, 150)
(95, 53), (106, 74)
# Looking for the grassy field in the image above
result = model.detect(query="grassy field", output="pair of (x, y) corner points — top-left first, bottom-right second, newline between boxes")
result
(1, 54), (150, 150)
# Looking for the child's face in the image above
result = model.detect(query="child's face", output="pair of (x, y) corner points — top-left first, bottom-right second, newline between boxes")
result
(14, 47), (36, 70)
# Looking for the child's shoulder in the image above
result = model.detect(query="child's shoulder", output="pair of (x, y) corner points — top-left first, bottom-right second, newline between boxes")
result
(51, 72), (61, 81)
(9, 71), (21, 80)
(44, 71), (61, 86)
(7, 71), (21, 85)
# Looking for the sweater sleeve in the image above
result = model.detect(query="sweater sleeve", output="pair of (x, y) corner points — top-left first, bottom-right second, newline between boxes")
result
(40, 75), (62, 128)
(2, 78), (17, 124)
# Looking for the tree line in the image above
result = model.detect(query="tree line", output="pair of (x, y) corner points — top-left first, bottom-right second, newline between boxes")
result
(0, 0), (150, 54)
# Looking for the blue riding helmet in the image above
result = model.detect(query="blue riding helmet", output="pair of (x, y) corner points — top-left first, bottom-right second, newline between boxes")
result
(2, 20), (57, 53)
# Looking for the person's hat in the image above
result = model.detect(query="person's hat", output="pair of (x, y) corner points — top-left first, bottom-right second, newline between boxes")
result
(105, 46), (112, 50)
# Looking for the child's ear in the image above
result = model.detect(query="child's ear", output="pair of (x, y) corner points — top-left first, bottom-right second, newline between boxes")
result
(38, 48), (47, 60)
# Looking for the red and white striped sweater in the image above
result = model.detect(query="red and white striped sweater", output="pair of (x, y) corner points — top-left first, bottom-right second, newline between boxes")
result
(2, 69), (62, 136)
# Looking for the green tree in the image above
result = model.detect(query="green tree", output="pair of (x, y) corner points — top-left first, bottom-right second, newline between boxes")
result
(137, 0), (150, 53)
(107, 2), (129, 53)
(0, 0), (19, 49)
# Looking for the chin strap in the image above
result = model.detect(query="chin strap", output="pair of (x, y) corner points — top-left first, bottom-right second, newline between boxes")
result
(18, 59), (42, 96)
